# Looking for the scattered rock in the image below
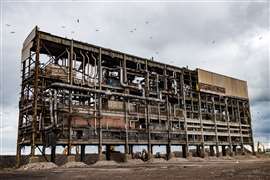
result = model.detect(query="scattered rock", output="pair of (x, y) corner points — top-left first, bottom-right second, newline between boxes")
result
(206, 156), (219, 161)
(92, 160), (119, 166)
(188, 157), (205, 162)
(19, 162), (58, 171)
(147, 158), (167, 163)
(168, 157), (188, 163)
(61, 162), (88, 168)
(221, 156), (234, 160)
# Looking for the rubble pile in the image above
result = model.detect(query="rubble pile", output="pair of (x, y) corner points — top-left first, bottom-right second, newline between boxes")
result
(19, 162), (58, 171)
(92, 160), (119, 166)
(61, 162), (88, 168)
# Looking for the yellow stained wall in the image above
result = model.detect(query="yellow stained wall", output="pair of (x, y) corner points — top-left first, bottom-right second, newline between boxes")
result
(197, 69), (249, 99)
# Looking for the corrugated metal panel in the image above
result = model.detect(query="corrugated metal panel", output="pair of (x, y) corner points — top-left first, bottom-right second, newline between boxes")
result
(197, 69), (248, 99)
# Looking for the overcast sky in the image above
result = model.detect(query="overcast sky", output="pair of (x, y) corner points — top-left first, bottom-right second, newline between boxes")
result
(0, 0), (269, 154)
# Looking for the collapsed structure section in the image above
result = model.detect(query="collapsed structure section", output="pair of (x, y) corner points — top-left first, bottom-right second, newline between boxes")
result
(16, 27), (254, 165)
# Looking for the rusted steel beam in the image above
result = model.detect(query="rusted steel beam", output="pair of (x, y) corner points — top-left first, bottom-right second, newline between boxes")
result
(30, 29), (40, 156)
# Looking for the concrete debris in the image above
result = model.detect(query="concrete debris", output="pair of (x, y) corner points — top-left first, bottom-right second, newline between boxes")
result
(234, 155), (257, 160)
(18, 162), (58, 171)
(168, 157), (189, 163)
(92, 160), (119, 166)
(61, 162), (88, 168)
(206, 156), (219, 161)
(188, 157), (205, 162)
(147, 158), (167, 163)
(220, 156), (234, 160)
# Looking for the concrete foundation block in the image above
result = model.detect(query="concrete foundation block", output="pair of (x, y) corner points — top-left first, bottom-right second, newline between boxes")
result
(147, 153), (154, 160)
(187, 152), (193, 158)
(67, 155), (76, 162)
(98, 154), (106, 161)
(209, 151), (215, 156)
(124, 154), (132, 162)
(167, 153), (174, 160)
(29, 156), (40, 163)
(241, 151), (246, 156)
(201, 152), (208, 158)
(216, 152), (222, 157)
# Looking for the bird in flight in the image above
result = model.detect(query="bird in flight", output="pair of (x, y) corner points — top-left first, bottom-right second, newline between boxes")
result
(10, 31), (15, 34)
(76, 19), (80, 23)
(95, 29), (99, 32)
(6, 24), (11, 27)
(259, 36), (263, 40)
(61, 25), (66, 28)
(130, 30), (134, 33)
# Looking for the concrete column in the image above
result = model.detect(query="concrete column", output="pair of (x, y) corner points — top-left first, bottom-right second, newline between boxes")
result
(129, 145), (133, 155)
(98, 145), (105, 161)
(216, 145), (221, 157)
(232, 145), (237, 156)
(42, 146), (46, 156)
(210, 145), (215, 156)
(80, 145), (85, 162)
(201, 144), (206, 158)
(166, 144), (173, 160)
(196, 145), (200, 157)
(251, 144), (256, 155)
(182, 144), (190, 158)
(51, 145), (56, 163)
(240, 144), (245, 155)
(147, 144), (153, 160)
(16, 145), (21, 168)
(124, 145), (130, 162)
(105, 145), (111, 160)
(222, 145), (226, 156)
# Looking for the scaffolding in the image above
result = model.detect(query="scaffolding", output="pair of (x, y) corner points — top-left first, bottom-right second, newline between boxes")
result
(16, 26), (255, 166)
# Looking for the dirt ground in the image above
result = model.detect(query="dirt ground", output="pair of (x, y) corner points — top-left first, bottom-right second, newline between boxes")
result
(1, 158), (270, 180)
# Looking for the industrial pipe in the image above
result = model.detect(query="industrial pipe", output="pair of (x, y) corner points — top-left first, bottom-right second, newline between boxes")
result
(50, 82), (164, 102)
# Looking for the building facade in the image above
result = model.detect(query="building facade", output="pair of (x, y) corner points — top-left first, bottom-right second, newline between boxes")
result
(16, 27), (254, 165)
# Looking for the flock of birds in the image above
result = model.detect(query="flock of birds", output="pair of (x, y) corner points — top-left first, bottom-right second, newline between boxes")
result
(59, 19), (160, 57)
(5, 18), (264, 61)
(5, 23), (15, 34)
(63, 19), (154, 39)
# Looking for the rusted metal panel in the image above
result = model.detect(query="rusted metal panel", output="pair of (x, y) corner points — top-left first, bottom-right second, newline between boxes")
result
(21, 27), (37, 62)
(70, 115), (134, 129)
(105, 100), (124, 111)
(21, 41), (33, 62)
(22, 26), (37, 50)
(197, 68), (248, 99)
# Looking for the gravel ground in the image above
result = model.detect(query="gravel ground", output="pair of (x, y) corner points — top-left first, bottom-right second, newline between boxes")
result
(1, 158), (268, 180)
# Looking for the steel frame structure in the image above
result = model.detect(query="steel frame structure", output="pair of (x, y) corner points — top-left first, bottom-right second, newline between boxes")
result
(16, 27), (255, 166)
